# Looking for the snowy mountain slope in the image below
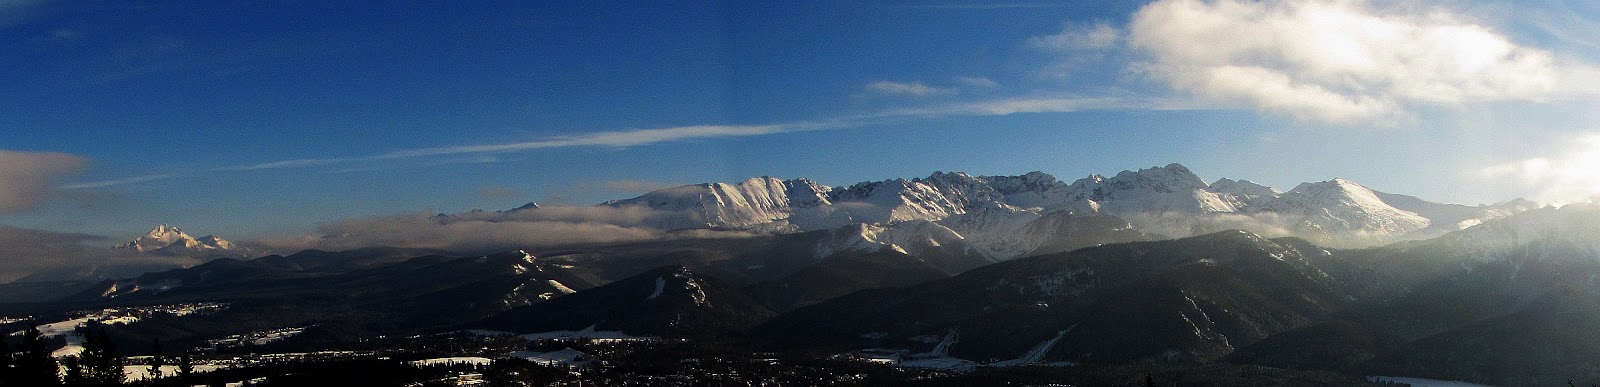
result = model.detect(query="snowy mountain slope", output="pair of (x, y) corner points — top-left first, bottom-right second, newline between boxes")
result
(115, 224), (244, 257)
(533, 164), (1536, 252)
(1254, 179), (1433, 244)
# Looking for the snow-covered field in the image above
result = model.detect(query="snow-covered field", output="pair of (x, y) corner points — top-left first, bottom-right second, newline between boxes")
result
(206, 326), (307, 348)
(408, 357), (493, 367)
(509, 348), (595, 368)
(519, 325), (652, 343)
(4, 302), (230, 358)
(1368, 376), (1494, 387)
(122, 364), (224, 382)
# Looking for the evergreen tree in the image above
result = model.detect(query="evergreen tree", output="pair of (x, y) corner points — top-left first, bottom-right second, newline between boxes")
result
(14, 323), (60, 386)
(177, 351), (193, 384)
(61, 355), (86, 387)
(79, 328), (122, 386)
(147, 338), (164, 382)
(0, 337), (13, 387)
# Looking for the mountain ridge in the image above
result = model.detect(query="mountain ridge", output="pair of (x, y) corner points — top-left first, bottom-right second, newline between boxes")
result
(582, 164), (1534, 249)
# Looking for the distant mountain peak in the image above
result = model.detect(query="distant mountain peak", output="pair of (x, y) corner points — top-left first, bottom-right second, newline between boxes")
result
(115, 224), (241, 256)
(511, 163), (1533, 249)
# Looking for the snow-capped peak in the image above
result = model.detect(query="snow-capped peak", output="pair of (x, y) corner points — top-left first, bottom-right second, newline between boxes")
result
(115, 224), (240, 255)
(1210, 178), (1279, 198)
(1263, 179), (1431, 242)
(571, 164), (1535, 250)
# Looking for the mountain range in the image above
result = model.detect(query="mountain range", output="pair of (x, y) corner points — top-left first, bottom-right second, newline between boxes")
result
(8, 163), (1598, 385)
(594, 163), (1535, 255)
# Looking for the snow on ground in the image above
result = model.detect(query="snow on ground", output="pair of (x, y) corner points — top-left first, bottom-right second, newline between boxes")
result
(898, 356), (978, 372)
(509, 348), (596, 368)
(1368, 376), (1494, 387)
(463, 329), (515, 337)
(205, 327), (307, 348)
(408, 357), (493, 367)
(990, 327), (1073, 367)
(36, 317), (93, 358)
(519, 325), (651, 342)
(647, 277), (666, 300)
(546, 280), (576, 294)
(50, 339), (85, 358)
(123, 364), (223, 382)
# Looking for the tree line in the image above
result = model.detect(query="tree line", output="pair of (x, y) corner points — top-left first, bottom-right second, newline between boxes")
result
(1, 322), (194, 386)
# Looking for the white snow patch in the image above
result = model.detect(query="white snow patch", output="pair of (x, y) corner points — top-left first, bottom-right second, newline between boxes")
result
(898, 356), (977, 372)
(509, 348), (596, 368)
(990, 325), (1075, 367)
(408, 357), (493, 367)
(545, 280), (576, 294)
(123, 364), (223, 382)
(463, 329), (515, 337)
(1367, 376), (1493, 387)
(519, 325), (652, 342)
(648, 277), (666, 300)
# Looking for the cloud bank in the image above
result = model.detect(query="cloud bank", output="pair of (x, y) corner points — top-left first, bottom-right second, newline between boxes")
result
(277, 204), (755, 254)
(863, 81), (958, 97)
(0, 225), (200, 283)
(1481, 133), (1600, 204)
(1127, 0), (1594, 124)
(0, 150), (87, 213)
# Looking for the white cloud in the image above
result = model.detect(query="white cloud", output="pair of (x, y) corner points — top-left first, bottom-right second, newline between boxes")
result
(277, 204), (755, 253)
(1128, 0), (1594, 124)
(0, 225), (194, 283)
(63, 173), (175, 189)
(883, 96), (1211, 118)
(956, 76), (1000, 89)
(0, 150), (86, 213)
(221, 124), (803, 171)
(1481, 133), (1600, 204)
(1028, 22), (1120, 51)
(863, 81), (958, 97)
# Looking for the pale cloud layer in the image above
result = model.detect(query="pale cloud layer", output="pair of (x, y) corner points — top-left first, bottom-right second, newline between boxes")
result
(1028, 22), (1120, 52)
(0, 225), (195, 283)
(1127, 0), (1595, 124)
(278, 204), (754, 253)
(1481, 133), (1600, 204)
(0, 150), (87, 213)
(863, 80), (958, 97)
(955, 76), (1000, 89)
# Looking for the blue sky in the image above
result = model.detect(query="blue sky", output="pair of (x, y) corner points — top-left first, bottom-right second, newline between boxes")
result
(4, 0), (1600, 240)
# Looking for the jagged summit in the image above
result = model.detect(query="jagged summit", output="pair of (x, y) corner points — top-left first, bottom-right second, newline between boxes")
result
(115, 224), (240, 256)
(489, 164), (1535, 249)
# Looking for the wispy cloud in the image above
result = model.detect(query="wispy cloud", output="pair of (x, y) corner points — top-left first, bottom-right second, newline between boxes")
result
(69, 93), (1209, 189)
(213, 124), (806, 172)
(885, 3), (1081, 10)
(863, 81), (958, 97)
(955, 77), (1000, 89)
(61, 173), (176, 189)
(882, 95), (1210, 118)
(1028, 22), (1120, 52)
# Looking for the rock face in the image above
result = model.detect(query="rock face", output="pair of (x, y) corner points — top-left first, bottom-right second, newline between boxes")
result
(592, 164), (1532, 250)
